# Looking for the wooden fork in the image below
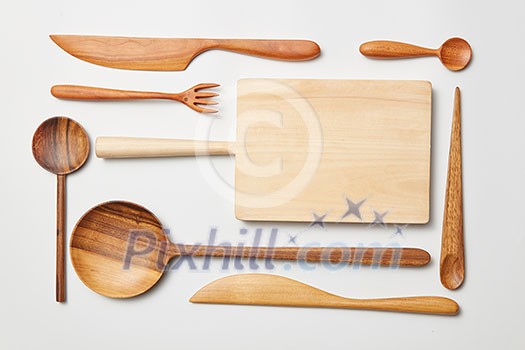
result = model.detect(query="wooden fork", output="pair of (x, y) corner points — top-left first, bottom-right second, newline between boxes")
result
(51, 83), (220, 113)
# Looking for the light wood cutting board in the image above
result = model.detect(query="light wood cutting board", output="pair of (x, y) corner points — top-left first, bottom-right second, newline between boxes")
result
(234, 79), (431, 224)
(96, 79), (432, 224)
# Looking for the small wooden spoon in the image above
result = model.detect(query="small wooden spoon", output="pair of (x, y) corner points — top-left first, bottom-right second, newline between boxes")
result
(359, 37), (472, 71)
(70, 201), (431, 298)
(440, 87), (464, 290)
(32, 117), (90, 302)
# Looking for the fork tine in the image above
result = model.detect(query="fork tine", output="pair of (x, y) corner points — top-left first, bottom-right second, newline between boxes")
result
(197, 106), (219, 113)
(195, 99), (219, 105)
(195, 92), (219, 98)
(194, 83), (220, 91)
(189, 101), (218, 113)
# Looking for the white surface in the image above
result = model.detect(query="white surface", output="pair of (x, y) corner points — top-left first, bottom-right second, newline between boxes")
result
(2, 0), (524, 349)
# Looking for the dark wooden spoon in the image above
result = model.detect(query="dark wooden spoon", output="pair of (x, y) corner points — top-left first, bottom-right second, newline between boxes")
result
(70, 201), (431, 298)
(32, 117), (90, 302)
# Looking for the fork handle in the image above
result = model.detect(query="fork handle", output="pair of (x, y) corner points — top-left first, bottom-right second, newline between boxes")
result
(51, 85), (175, 100)
(96, 137), (234, 158)
(213, 39), (320, 61)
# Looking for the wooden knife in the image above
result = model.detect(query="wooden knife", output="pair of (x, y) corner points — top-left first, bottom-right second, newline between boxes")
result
(50, 35), (321, 71)
(190, 274), (459, 315)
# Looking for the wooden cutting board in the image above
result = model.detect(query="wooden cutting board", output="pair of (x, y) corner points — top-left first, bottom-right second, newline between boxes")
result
(234, 79), (431, 224)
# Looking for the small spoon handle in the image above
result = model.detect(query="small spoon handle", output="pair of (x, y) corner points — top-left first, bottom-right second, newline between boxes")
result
(359, 40), (436, 59)
(56, 175), (66, 302)
(171, 245), (430, 267)
(440, 87), (464, 290)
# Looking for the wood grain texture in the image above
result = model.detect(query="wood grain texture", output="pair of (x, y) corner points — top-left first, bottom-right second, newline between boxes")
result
(32, 116), (90, 302)
(235, 79), (432, 223)
(190, 274), (459, 315)
(360, 38), (472, 71)
(360, 40), (436, 58)
(96, 138), (235, 158)
(169, 245), (430, 267)
(440, 87), (464, 290)
(96, 79), (432, 224)
(51, 83), (220, 113)
(50, 35), (321, 71)
(70, 201), (431, 298)
(32, 117), (90, 175)
(56, 175), (66, 302)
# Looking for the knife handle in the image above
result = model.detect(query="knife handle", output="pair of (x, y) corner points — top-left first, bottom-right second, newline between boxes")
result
(96, 137), (234, 158)
(359, 40), (436, 58)
(171, 245), (431, 267)
(213, 39), (321, 61)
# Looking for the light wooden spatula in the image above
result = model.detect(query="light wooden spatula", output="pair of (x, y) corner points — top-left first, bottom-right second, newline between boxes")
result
(190, 274), (459, 315)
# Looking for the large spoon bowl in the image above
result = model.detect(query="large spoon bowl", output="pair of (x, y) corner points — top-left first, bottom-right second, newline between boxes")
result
(70, 201), (167, 298)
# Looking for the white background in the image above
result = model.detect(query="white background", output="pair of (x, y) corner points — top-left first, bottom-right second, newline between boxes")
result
(2, 0), (524, 349)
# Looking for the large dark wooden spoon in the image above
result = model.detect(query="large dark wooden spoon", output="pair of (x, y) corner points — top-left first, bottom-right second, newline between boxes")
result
(70, 201), (431, 298)
(32, 117), (90, 302)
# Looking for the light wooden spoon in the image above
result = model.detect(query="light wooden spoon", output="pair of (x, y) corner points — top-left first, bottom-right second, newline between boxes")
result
(190, 274), (459, 315)
(440, 87), (464, 290)
(359, 38), (472, 71)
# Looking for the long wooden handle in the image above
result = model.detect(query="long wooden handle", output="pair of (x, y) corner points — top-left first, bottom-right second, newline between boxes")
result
(51, 85), (174, 101)
(440, 87), (464, 290)
(214, 39), (321, 61)
(359, 40), (436, 59)
(172, 245), (430, 267)
(56, 174), (66, 302)
(96, 137), (234, 158)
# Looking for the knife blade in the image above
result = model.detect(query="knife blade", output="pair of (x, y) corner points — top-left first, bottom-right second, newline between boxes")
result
(50, 35), (321, 71)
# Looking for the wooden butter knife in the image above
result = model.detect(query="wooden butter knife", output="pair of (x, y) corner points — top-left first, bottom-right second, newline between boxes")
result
(50, 35), (321, 71)
(190, 274), (459, 315)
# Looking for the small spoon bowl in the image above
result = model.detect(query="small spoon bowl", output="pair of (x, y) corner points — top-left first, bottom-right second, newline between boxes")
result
(438, 38), (472, 71)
